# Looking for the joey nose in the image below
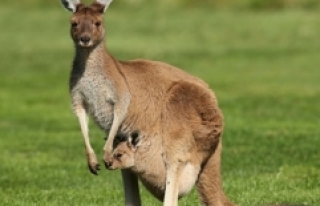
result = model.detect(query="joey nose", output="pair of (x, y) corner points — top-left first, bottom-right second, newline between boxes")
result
(104, 160), (113, 170)
(80, 35), (91, 43)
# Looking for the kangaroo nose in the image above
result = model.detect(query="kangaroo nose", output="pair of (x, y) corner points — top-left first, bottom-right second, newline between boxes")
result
(80, 35), (91, 43)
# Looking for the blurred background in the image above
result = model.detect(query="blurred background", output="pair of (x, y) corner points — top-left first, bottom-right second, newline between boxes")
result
(2, 0), (320, 9)
(0, 0), (319, 205)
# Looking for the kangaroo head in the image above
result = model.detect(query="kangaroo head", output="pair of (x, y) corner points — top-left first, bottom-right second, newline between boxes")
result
(60, 0), (112, 48)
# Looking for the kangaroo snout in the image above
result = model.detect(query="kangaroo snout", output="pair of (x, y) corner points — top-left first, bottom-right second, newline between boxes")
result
(79, 35), (92, 46)
(80, 35), (91, 43)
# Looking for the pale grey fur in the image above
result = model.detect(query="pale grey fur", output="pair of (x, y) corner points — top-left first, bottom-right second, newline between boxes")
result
(70, 45), (130, 132)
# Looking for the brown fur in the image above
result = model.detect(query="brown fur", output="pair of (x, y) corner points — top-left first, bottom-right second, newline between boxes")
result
(61, 0), (235, 205)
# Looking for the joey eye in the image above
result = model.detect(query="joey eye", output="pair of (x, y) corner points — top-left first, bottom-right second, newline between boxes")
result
(95, 21), (101, 27)
(115, 153), (123, 159)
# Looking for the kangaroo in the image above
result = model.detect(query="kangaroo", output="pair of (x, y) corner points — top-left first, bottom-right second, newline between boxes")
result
(60, 0), (236, 206)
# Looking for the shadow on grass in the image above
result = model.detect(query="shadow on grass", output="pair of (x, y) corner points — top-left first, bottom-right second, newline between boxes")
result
(264, 204), (310, 206)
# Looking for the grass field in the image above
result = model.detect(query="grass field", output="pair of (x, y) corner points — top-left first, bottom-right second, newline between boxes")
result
(0, 2), (320, 206)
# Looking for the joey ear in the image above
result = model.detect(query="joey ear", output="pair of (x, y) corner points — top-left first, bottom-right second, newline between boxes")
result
(61, 0), (81, 12)
(95, 0), (113, 13)
(131, 131), (141, 147)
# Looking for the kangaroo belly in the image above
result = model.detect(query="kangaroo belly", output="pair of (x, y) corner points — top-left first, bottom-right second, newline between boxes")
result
(72, 73), (116, 131)
(132, 139), (199, 201)
(136, 161), (199, 201)
(132, 138), (167, 200)
(86, 96), (114, 131)
(178, 163), (200, 197)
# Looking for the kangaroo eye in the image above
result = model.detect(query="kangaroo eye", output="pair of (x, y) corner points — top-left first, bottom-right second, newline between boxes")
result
(71, 22), (78, 28)
(115, 153), (122, 159)
(95, 21), (101, 27)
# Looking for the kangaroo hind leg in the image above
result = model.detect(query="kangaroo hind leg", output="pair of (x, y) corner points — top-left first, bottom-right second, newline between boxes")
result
(163, 139), (190, 206)
(196, 141), (235, 206)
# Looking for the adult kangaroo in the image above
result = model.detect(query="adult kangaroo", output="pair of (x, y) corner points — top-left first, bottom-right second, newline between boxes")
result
(60, 0), (235, 206)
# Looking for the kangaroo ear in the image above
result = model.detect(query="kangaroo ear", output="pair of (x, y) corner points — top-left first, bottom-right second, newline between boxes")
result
(95, 0), (113, 13)
(61, 0), (81, 12)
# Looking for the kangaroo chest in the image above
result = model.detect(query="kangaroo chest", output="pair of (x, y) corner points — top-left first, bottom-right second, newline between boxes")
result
(70, 67), (116, 131)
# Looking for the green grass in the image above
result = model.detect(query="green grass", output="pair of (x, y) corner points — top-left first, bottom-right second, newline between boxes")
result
(0, 2), (320, 206)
